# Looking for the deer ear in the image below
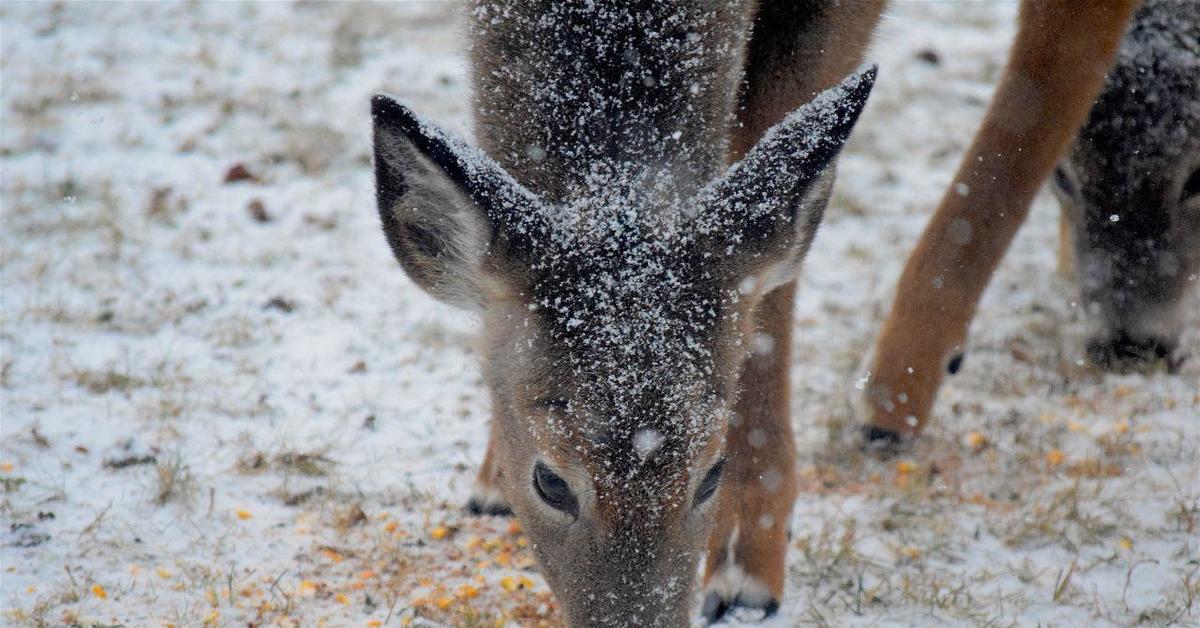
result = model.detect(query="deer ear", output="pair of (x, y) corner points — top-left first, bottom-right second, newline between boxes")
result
(704, 66), (876, 290)
(372, 95), (533, 309)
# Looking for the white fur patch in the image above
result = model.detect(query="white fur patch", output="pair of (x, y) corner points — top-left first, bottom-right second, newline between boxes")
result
(704, 562), (773, 609)
(704, 524), (773, 608)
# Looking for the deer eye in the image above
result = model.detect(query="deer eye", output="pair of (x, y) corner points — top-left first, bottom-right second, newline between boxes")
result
(694, 458), (726, 508)
(533, 462), (578, 517)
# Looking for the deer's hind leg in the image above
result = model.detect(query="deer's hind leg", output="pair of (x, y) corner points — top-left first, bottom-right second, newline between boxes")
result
(862, 0), (1139, 441)
(702, 2), (885, 620)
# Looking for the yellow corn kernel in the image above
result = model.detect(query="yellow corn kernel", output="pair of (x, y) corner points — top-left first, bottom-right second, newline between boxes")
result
(430, 526), (450, 540)
(1045, 450), (1066, 467)
(91, 584), (107, 599)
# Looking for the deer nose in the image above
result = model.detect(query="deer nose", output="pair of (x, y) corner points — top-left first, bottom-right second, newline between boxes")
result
(1086, 332), (1182, 373)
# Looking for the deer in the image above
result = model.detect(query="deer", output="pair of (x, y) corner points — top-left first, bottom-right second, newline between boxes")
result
(371, 1), (1141, 625)
(1052, 0), (1199, 374)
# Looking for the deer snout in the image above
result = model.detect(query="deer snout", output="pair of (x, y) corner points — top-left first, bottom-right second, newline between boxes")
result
(1086, 331), (1184, 373)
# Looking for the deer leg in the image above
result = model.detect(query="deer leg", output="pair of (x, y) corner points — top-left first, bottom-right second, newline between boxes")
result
(699, 3), (887, 617)
(702, 282), (799, 622)
(862, 0), (1139, 441)
(466, 422), (512, 516)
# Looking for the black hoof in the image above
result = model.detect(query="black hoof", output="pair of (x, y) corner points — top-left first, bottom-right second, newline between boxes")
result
(465, 497), (512, 517)
(702, 592), (730, 624)
(702, 592), (779, 624)
(860, 425), (907, 458)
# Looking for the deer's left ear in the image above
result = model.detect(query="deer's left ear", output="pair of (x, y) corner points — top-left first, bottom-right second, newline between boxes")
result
(703, 66), (876, 290)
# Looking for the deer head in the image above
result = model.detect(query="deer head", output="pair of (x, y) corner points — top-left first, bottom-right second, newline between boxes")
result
(371, 68), (874, 626)
(1051, 0), (1199, 373)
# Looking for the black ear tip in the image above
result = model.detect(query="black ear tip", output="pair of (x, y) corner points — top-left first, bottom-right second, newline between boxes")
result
(845, 64), (878, 102)
(371, 93), (418, 132)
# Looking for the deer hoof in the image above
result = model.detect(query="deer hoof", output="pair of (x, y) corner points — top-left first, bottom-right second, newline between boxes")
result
(465, 486), (512, 517)
(859, 425), (908, 458)
(701, 567), (777, 624)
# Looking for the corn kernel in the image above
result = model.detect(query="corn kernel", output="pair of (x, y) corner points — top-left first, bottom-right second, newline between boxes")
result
(500, 575), (519, 592)
(965, 432), (988, 451)
(895, 460), (917, 475)
(91, 584), (107, 599)
(1045, 450), (1066, 466)
(430, 526), (450, 540)
(0, 462), (13, 473)
(458, 584), (480, 599)
(507, 520), (523, 536)
(436, 596), (454, 609)
(1119, 537), (1133, 551)
(236, 509), (253, 520)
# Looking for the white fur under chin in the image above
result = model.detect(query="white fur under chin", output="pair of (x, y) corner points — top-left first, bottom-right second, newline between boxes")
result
(704, 562), (773, 608)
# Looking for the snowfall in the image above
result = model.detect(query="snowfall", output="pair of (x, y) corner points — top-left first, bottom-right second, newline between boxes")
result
(1, 2), (1197, 627)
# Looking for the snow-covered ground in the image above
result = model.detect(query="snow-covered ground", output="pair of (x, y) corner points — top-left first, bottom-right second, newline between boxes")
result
(1, 2), (1196, 626)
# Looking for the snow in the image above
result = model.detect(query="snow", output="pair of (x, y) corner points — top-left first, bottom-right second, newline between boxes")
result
(2, 2), (1197, 627)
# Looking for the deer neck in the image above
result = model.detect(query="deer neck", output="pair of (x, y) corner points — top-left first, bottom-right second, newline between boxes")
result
(468, 0), (753, 205)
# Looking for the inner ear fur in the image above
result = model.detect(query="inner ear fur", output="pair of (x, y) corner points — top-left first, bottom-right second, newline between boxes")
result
(372, 95), (530, 309)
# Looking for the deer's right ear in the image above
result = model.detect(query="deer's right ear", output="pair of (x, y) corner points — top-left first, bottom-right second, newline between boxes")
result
(372, 95), (529, 310)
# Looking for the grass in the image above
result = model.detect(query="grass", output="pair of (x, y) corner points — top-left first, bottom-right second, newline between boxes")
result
(153, 451), (197, 507)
